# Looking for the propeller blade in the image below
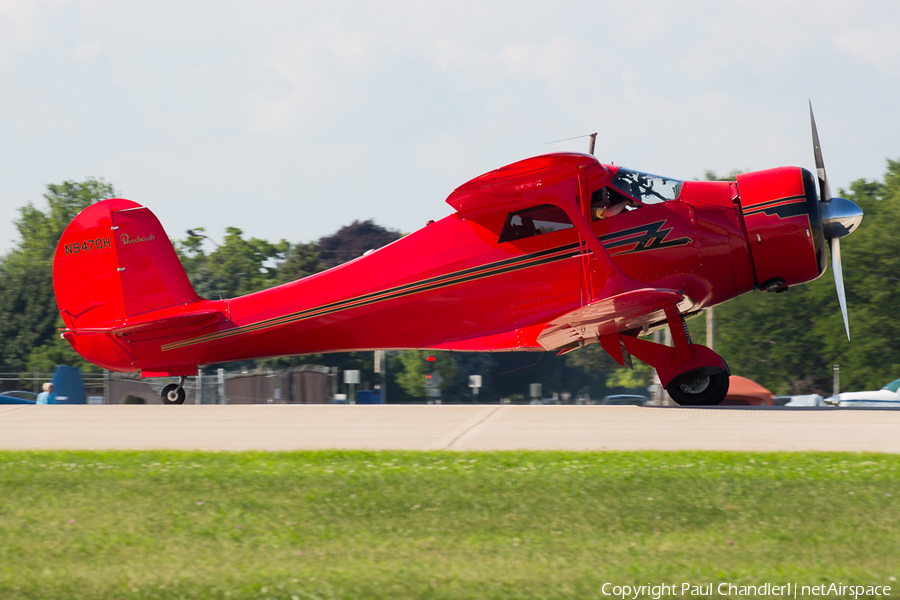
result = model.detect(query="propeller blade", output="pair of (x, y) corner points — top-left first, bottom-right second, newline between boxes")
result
(811, 102), (856, 341)
(809, 101), (832, 202)
(831, 237), (850, 341)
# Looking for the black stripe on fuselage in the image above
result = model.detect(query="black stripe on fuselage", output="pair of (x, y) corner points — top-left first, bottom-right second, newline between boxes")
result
(162, 243), (583, 351)
(162, 219), (691, 351)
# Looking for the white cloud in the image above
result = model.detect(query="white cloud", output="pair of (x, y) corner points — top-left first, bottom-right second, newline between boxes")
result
(0, 0), (44, 46)
(2, 0), (900, 252)
(69, 38), (102, 61)
(432, 38), (474, 70)
(495, 37), (578, 81)
(248, 19), (377, 135)
(832, 25), (900, 74)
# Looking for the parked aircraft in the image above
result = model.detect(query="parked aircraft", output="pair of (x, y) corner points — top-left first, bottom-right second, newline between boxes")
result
(825, 379), (900, 407)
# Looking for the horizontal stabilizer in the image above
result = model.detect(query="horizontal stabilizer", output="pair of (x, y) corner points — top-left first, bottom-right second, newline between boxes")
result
(108, 311), (220, 336)
(537, 288), (695, 351)
(62, 310), (222, 340)
(63, 311), (221, 335)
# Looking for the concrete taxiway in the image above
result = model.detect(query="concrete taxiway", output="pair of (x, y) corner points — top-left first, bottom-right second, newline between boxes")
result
(1, 404), (899, 452)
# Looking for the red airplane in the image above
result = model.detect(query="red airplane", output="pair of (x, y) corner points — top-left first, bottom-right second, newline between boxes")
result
(52, 107), (862, 405)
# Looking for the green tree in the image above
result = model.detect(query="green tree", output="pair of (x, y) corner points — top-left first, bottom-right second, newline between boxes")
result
(441, 352), (498, 403)
(565, 343), (653, 394)
(176, 228), (290, 298)
(317, 220), (402, 269)
(26, 317), (101, 373)
(0, 179), (115, 371)
(278, 242), (323, 284)
(395, 350), (457, 399)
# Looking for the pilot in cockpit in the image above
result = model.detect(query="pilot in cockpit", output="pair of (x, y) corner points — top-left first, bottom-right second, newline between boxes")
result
(590, 187), (635, 220)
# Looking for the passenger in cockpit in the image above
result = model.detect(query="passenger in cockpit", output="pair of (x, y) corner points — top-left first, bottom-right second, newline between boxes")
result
(591, 187), (634, 220)
(518, 216), (539, 237)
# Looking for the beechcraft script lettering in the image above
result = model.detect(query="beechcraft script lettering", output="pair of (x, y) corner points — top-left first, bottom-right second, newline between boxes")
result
(120, 233), (156, 245)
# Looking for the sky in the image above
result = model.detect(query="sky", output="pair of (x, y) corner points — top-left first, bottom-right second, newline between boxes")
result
(1, 0), (899, 254)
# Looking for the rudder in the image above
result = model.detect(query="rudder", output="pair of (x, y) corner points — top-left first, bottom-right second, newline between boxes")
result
(54, 198), (200, 336)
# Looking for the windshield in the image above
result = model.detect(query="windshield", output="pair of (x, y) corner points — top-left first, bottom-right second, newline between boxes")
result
(0, 391), (37, 400)
(611, 168), (683, 205)
(882, 379), (900, 392)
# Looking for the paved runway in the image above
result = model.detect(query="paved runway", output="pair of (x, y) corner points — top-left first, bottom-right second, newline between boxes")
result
(1, 404), (899, 452)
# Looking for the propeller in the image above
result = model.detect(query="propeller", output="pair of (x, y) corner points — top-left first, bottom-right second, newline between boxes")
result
(809, 102), (863, 340)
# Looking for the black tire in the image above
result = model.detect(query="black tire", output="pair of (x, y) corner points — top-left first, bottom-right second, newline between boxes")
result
(666, 369), (729, 406)
(161, 384), (186, 405)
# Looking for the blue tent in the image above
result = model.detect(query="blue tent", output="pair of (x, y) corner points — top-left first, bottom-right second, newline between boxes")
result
(50, 365), (86, 404)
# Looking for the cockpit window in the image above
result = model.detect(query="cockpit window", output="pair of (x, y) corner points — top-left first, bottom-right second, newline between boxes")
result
(882, 378), (900, 393)
(611, 168), (683, 205)
(499, 204), (573, 243)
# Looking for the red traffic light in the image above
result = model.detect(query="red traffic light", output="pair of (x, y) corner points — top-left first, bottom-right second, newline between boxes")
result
(427, 356), (435, 362)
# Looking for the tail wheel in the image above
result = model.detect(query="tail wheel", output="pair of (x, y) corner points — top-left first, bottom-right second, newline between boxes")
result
(666, 369), (729, 406)
(161, 384), (186, 405)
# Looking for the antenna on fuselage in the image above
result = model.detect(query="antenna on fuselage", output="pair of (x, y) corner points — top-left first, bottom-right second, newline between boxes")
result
(545, 132), (598, 155)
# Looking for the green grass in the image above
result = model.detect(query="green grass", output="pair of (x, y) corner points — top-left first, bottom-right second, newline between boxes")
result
(0, 451), (898, 599)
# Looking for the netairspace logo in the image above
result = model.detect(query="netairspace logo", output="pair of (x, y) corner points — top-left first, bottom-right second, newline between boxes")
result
(600, 582), (892, 599)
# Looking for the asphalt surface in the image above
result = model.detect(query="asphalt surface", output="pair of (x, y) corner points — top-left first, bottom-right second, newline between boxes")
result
(1, 404), (899, 452)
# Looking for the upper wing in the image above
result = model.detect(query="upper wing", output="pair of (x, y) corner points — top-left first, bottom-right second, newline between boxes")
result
(446, 153), (599, 214)
(536, 288), (696, 352)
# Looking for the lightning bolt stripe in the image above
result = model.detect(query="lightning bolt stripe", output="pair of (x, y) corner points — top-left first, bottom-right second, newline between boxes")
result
(742, 195), (806, 216)
(601, 220), (692, 254)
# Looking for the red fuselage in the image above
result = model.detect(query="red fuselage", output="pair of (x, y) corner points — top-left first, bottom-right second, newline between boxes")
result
(54, 153), (826, 377)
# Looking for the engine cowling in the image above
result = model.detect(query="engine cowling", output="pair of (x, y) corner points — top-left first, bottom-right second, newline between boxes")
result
(735, 167), (827, 291)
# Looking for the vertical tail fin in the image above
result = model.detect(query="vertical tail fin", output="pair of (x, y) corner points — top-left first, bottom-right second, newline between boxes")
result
(53, 199), (202, 372)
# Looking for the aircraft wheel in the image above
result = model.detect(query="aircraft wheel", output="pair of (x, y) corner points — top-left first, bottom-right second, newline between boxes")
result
(666, 369), (729, 406)
(161, 384), (186, 405)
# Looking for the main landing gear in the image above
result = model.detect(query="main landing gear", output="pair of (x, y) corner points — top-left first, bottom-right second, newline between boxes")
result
(665, 368), (730, 406)
(161, 376), (187, 405)
(601, 305), (730, 406)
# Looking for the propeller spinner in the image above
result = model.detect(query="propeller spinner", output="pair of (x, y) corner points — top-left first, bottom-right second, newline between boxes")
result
(809, 102), (863, 340)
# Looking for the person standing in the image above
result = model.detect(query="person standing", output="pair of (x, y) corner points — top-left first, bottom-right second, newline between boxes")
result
(36, 382), (53, 404)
